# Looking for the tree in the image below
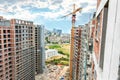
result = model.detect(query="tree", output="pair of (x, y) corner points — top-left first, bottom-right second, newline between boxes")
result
(45, 37), (50, 43)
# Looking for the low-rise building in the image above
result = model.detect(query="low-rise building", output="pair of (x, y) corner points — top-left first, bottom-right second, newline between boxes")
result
(45, 49), (59, 60)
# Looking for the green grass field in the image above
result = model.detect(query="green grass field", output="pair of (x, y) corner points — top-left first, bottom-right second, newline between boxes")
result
(46, 43), (70, 65)
(48, 44), (70, 57)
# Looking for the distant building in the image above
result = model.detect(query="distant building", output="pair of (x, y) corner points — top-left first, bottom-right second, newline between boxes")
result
(44, 29), (52, 37)
(48, 35), (61, 43)
(45, 49), (59, 60)
(61, 34), (70, 43)
(53, 28), (62, 36)
(35, 25), (45, 74)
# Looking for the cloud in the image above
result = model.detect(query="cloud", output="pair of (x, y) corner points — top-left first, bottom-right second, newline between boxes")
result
(48, 0), (63, 5)
(0, 0), (96, 21)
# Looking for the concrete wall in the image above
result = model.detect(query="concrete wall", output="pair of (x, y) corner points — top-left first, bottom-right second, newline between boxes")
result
(40, 25), (45, 72)
(103, 0), (120, 80)
(93, 0), (120, 80)
(35, 25), (45, 73)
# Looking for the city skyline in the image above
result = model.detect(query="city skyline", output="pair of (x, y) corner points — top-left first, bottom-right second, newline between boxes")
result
(0, 0), (96, 33)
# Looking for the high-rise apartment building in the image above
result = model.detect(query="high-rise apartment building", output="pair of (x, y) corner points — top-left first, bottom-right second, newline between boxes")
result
(80, 24), (93, 80)
(11, 19), (35, 80)
(70, 24), (94, 80)
(72, 26), (81, 80)
(53, 28), (62, 36)
(35, 25), (45, 74)
(92, 0), (120, 80)
(69, 27), (75, 80)
(79, 25), (88, 80)
(0, 16), (35, 80)
(0, 16), (13, 80)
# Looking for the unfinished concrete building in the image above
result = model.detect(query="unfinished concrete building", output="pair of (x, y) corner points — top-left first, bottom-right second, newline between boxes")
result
(0, 16), (13, 80)
(35, 25), (45, 74)
(0, 16), (35, 80)
(69, 27), (75, 80)
(72, 26), (82, 80)
(70, 24), (94, 80)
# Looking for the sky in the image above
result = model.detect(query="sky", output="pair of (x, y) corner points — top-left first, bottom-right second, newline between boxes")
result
(0, 0), (96, 33)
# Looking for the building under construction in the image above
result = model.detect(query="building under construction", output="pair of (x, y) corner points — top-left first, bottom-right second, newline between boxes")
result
(72, 26), (82, 80)
(70, 24), (93, 80)
(0, 16), (46, 80)
(35, 25), (45, 74)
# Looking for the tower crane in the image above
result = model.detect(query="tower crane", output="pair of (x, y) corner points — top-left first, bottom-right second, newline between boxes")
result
(61, 4), (82, 27)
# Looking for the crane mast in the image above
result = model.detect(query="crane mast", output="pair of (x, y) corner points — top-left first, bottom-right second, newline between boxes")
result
(72, 4), (76, 27)
(61, 4), (82, 27)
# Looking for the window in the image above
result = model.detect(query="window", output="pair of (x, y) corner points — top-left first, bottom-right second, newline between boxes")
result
(4, 40), (6, 43)
(9, 57), (12, 60)
(0, 60), (2, 64)
(8, 44), (11, 47)
(8, 35), (10, 38)
(6, 76), (8, 79)
(9, 74), (12, 77)
(0, 75), (3, 77)
(0, 70), (3, 72)
(9, 61), (12, 64)
(8, 48), (11, 51)
(4, 45), (7, 48)
(8, 30), (10, 33)
(15, 30), (18, 33)
(10, 78), (12, 80)
(95, 15), (100, 41)
(8, 39), (10, 42)
(0, 45), (1, 49)
(99, 2), (108, 70)
(4, 35), (6, 38)
(3, 30), (6, 33)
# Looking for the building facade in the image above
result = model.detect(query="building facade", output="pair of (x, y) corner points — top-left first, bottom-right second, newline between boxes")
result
(69, 27), (75, 80)
(70, 24), (94, 80)
(53, 28), (62, 36)
(0, 16), (35, 80)
(72, 26), (81, 80)
(92, 0), (120, 80)
(11, 19), (35, 80)
(35, 25), (45, 74)
(0, 16), (13, 80)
